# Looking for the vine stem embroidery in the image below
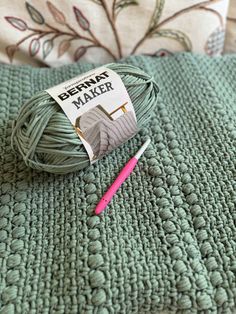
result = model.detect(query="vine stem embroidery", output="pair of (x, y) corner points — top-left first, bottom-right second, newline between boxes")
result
(5, 1), (118, 62)
(63, 22), (117, 60)
(35, 24), (116, 60)
(100, 0), (122, 58)
(37, 22), (117, 60)
(15, 32), (38, 47)
(112, 0), (116, 21)
(5, 0), (225, 62)
(131, 0), (223, 54)
(227, 17), (236, 23)
(198, 7), (224, 27)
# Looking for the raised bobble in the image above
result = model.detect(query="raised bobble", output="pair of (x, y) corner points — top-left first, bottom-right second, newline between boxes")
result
(163, 221), (176, 233)
(177, 295), (192, 309)
(182, 183), (195, 195)
(87, 216), (100, 228)
(0, 230), (8, 241)
(91, 289), (106, 305)
(193, 216), (206, 229)
(10, 239), (24, 252)
(1, 286), (18, 303)
(88, 254), (104, 268)
(170, 246), (182, 259)
(0, 217), (7, 229)
(83, 173), (96, 183)
(200, 242), (213, 256)
(196, 275), (208, 290)
(187, 244), (199, 258)
(88, 229), (100, 240)
(173, 260), (187, 274)
(85, 183), (97, 194)
(0, 205), (10, 217)
(159, 209), (173, 220)
(6, 270), (20, 284)
(197, 293), (212, 310)
(0, 304), (15, 314)
(88, 241), (102, 253)
(210, 271), (223, 286)
(7, 254), (21, 268)
(167, 175), (178, 186)
(181, 173), (192, 184)
(176, 276), (191, 291)
(89, 270), (105, 288)
(157, 197), (169, 208)
(154, 187), (166, 197)
(148, 165), (162, 177)
(215, 287), (228, 306)
(186, 193), (198, 205)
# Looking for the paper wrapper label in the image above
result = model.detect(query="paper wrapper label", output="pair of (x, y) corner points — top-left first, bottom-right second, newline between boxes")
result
(46, 66), (138, 163)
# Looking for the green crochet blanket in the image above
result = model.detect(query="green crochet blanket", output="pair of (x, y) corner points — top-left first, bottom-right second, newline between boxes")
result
(0, 54), (236, 314)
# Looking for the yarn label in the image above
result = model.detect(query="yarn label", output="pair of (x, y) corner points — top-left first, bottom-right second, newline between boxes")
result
(46, 66), (137, 163)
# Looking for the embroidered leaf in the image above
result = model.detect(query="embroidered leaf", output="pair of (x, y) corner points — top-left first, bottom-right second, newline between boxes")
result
(115, 0), (138, 10)
(205, 27), (225, 56)
(74, 46), (87, 61)
(73, 7), (90, 31)
(29, 38), (40, 56)
(25, 2), (44, 24)
(5, 16), (28, 31)
(58, 40), (71, 57)
(6, 45), (18, 62)
(149, 0), (165, 31)
(43, 40), (53, 59)
(153, 29), (192, 51)
(47, 1), (66, 25)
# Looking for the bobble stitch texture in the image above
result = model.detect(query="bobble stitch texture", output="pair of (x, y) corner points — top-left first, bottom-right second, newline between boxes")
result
(0, 55), (236, 313)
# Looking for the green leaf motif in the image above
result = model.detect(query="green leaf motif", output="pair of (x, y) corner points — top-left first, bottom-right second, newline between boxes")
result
(153, 29), (192, 51)
(43, 40), (53, 59)
(74, 46), (87, 61)
(149, 0), (165, 31)
(6, 45), (19, 62)
(29, 38), (40, 57)
(73, 7), (90, 31)
(47, 1), (66, 25)
(58, 40), (71, 58)
(25, 2), (44, 25)
(5, 16), (28, 31)
(115, 0), (139, 10)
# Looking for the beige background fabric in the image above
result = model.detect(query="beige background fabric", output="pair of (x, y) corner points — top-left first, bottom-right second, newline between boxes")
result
(224, 0), (236, 53)
(0, 0), (229, 67)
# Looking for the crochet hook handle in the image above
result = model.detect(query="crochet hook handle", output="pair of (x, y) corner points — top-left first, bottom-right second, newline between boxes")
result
(95, 139), (151, 215)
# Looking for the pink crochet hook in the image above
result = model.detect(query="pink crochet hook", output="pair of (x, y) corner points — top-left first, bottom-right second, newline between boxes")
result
(95, 139), (151, 215)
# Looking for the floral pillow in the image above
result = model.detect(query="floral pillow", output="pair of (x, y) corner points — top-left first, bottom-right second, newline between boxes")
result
(224, 0), (236, 53)
(0, 0), (229, 67)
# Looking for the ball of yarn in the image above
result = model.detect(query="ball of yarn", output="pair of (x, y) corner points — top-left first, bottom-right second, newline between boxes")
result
(11, 63), (159, 174)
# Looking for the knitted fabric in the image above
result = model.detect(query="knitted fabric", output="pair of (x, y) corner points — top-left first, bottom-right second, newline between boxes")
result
(0, 53), (236, 314)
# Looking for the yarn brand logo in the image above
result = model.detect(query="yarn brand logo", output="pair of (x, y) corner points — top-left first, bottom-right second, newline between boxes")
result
(46, 66), (138, 163)
(57, 71), (114, 109)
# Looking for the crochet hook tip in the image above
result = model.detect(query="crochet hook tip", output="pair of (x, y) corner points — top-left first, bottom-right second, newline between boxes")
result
(94, 138), (151, 215)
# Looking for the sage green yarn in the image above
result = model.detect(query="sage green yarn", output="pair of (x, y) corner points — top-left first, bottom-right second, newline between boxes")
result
(11, 63), (159, 174)
(1, 54), (236, 313)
